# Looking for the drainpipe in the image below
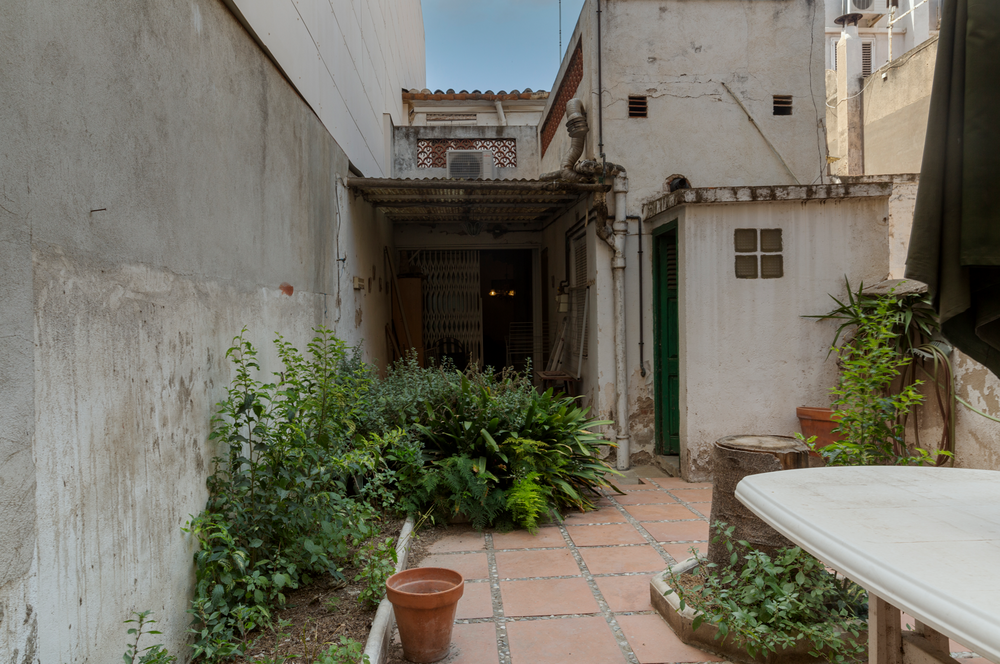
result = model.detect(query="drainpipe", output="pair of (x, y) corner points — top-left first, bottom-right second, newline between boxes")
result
(494, 100), (507, 126)
(612, 174), (630, 470)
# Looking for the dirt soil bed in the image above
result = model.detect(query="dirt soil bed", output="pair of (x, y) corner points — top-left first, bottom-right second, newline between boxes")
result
(233, 516), (406, 663)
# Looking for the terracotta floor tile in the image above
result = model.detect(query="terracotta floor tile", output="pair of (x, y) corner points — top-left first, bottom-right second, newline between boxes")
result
(617, 613), (724, 663)
(615, 492), (678, 505)
(501, 577), (600, 617)
(456, 581), (494, 619)
(670, 488), (713, 502)
(579, 545), (667, 575)
(506, 615), (626, 664)
(595, 574), (655, 612)
(685, 502), (712, 518)
(417, 552), (489, 580)
(660, 542), (708, 562)
(624, 503), (702, 522)
(617, 484), (661, 493)
(643, 520), (710, 543)
(492, 528), (567, 550)
(495, 548), (581, 579)
(561, 506), (628, 524)
(565, 523), (648, 547)
(439, 621), (499, 664)
(426, 529), (487, 554)
(648, 478), (711, 490)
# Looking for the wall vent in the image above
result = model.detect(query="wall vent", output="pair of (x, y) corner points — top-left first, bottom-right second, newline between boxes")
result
(628, 96), (648, 118)
(861, 41), (873, 77)
(446, 150), (497, 180)
(773, 95), (793, 116)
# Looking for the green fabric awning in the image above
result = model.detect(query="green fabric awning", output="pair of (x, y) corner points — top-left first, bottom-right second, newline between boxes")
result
(905, 0), (1000, 377)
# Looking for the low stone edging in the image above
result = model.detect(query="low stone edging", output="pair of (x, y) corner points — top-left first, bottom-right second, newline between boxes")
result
(362, 514), (416, 664)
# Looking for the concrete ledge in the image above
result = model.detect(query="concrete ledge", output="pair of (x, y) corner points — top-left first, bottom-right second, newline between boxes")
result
(363, 515), (416, 664)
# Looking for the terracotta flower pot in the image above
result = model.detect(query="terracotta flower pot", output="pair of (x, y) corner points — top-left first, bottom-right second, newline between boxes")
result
(386, 567), (464, 663)
(795, 406), (843, 453)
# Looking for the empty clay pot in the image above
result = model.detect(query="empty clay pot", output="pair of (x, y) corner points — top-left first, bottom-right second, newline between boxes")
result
(796, 406), (843, 453)
(386, 567), (465, 663)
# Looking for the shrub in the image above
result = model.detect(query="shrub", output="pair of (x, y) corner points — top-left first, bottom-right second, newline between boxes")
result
(371, 360), (619, 531)
(186, 328), (401, 659)
(665, 523), (867, 664)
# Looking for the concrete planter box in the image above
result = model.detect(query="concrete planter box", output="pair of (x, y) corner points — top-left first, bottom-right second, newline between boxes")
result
(650, 557), (867, 664)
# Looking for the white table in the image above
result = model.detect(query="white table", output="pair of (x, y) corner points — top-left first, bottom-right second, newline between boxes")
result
(735, 466), (1000, 664)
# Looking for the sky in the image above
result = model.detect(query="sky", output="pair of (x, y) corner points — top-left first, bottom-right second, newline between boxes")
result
(421, 0), (587, 93)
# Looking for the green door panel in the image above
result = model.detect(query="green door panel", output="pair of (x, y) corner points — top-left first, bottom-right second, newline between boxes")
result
(653, 226), (680, 455)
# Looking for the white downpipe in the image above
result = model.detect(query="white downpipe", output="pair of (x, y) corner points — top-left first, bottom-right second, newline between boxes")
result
(494, 100), (507, 126)
(613, 174), (630, 471)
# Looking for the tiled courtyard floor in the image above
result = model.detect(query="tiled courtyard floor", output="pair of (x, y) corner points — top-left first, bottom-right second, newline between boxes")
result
(399, 475), (991, 664)
(406, 477), (718, 664)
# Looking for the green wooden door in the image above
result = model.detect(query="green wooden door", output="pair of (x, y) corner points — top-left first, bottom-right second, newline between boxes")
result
(653, 226), (680, 455)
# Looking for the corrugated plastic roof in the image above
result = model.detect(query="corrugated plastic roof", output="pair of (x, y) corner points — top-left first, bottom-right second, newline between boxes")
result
(345, 177), (606, 229)
(402, 89), (549, 102)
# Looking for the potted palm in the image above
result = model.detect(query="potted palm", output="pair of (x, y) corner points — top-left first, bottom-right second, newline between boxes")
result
(802, 278), (953, 466)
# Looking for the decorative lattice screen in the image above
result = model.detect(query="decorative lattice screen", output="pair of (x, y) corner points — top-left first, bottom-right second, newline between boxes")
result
(409, 250), (483, 366)
(416, 139), (517, 168)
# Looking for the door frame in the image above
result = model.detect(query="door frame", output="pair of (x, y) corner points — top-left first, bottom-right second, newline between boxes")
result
(651, 220), (680, 456)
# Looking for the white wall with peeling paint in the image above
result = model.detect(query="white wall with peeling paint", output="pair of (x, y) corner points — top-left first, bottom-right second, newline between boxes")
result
(0, 0), (396, 659)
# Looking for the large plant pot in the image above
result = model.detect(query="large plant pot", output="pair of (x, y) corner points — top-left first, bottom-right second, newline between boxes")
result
(386, 567), (464, 663)
(795, 406), (842, 452)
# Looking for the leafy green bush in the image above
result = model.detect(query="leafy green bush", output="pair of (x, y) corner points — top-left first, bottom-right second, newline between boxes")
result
(369, 360), (619, 531)
(809, 283), (945, 466)
(186, 328), (404, 659)
(123, 611), (177, 664)
(665, 523), (867, 664)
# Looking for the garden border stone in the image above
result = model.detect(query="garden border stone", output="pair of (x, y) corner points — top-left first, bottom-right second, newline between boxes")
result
(363, 515), (416, 664)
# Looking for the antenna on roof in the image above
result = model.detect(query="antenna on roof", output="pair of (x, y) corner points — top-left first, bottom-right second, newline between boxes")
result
(559, 0), (562, 63)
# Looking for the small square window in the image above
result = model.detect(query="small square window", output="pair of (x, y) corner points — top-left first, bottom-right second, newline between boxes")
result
(735, 255), (758, 279)
(628, 96), (648, 118)
(760, 229), (783, 252)
(761, 255), (784, 279)
(773, 95), (793, 116)
(734, 229), (757, 253)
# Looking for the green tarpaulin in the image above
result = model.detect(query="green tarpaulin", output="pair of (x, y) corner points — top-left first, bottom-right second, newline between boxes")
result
(905, 0), (1000, 378)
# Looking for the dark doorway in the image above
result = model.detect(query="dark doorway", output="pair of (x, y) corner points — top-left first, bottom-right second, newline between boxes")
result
(480, 249), (533, 372)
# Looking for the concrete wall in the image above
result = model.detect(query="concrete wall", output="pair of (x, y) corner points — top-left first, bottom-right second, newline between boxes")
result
(862, 37), (937, 175)
(0, 0), (391, 659)
(229, 0), (426, 177)
(393, 125), (541, 180)
(646, 190), (893, 479)
(535, 0), (830, 444)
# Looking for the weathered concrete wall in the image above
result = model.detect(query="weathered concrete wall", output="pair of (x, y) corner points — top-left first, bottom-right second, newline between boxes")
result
(229, 0), (425, 177)
(862, 37), (937, 175)
(0, 0), (391, 659)
(646, 194), (891, 480)
(393, 125), (541, 180)
(538, 0), (830, 444)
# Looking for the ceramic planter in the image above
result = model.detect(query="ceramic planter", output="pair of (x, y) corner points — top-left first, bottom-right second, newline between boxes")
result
(795, 406), (843, 452)
(650, 557), (866, 664)
(386, 567), (464, 663)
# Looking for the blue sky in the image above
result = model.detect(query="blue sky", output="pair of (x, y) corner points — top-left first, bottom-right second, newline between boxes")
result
(421, 0), (587, 93)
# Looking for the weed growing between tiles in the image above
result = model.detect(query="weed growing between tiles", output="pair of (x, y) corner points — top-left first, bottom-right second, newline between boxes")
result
(664, 522), (867, 664)
(174, 329), (619, 662)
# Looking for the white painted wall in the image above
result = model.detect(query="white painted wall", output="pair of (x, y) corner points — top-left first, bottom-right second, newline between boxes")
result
(537, 0), (829, 456)
(231, 0), (426, 177)
(647, 192), (892, 479)
(0, 0), (394, 658)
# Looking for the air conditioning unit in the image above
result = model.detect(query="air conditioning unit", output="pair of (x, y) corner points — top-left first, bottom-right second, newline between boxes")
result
(446, 150), (497, 180)
(839, 0), (889, 27)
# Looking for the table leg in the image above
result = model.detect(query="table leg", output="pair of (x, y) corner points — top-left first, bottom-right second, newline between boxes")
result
(870, 595), (902, 664)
